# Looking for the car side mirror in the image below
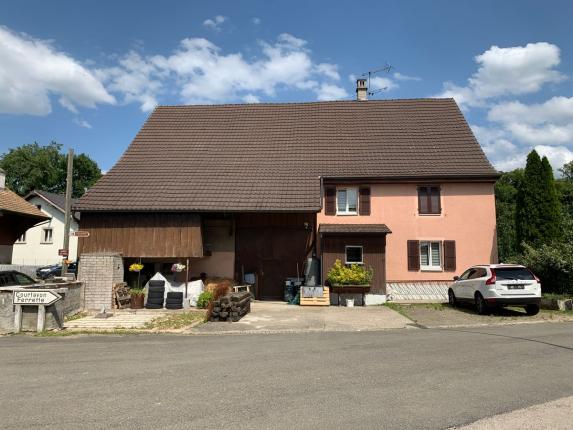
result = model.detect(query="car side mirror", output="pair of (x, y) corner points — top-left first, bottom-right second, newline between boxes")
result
(453, 276), (459, 281)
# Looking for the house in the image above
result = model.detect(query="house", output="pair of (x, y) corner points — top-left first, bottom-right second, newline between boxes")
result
(0, 169), (49, 264)
(11, 190), (79, 266)
(74, 79), (499, 305)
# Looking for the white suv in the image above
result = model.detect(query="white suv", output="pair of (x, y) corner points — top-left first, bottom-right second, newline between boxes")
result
(448, 264), (541, 315)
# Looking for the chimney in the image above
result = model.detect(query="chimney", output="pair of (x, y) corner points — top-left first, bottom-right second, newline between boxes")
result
(356, 78), (368, 101)
(0, 168), (5, 190)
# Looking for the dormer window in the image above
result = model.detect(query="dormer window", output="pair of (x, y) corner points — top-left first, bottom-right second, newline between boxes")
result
(337, 187), (358, 215)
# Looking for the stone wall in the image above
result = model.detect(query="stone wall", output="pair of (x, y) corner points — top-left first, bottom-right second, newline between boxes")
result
(78, 253), (124, 310)
(386, 281), (450, 302)
(0, 281), (83, 333)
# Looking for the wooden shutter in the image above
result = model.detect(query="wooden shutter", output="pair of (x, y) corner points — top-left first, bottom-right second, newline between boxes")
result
(325, 187), (336, 215)
(443, 240), (456, 271)
(407, 240), (420, 271)
(359, 187), (371, 215)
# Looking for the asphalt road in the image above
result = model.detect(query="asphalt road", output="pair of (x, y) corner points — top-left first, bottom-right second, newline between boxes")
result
(1, 323), (572, 429)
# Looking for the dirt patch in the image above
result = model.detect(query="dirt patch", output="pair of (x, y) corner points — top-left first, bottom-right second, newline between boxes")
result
(386, 303), (573, 328)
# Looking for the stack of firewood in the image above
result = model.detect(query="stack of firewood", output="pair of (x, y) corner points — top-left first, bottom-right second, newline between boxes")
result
(210, 291), (251, 322)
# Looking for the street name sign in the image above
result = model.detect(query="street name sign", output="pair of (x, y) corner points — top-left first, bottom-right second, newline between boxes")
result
(71, 231), (90, 238)
(58, 248), (69, 257)
(13, 290), (62, 306)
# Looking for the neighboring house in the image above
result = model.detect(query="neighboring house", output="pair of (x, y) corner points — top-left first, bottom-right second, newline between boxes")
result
(0, 169), (49, 263)
(11, 190), (79, 266)
(75, 79), (499, 301)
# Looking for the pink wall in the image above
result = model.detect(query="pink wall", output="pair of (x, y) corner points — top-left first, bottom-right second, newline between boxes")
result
(317, 182), (497, 281)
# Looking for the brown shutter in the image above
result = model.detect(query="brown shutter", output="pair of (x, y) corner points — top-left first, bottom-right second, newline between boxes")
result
(443, 240), (456, 271)
(359, 187), (371, 215)
(325, 187), (336, 215)
(407, 240), (420, 271)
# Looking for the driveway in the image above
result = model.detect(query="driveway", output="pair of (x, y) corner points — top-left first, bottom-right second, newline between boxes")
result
(193, 301), (411, 334)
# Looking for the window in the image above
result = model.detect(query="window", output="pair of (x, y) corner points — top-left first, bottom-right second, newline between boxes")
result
(337, 187), (358, 215)
(14, 273), (35, 285)
(469, 268), (487, 279)
(36, 204), (41, 210)
(418, 186), (441, 214)
(16, 233), (26, 243)
(41, 228), (53, 244)
(345, 246), (363, 264)
(495, 267), (535, 281)
(420, 241), (441, 270)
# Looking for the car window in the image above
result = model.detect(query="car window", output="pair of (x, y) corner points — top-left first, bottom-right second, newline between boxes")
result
(469, 268), (487, 279)
(459, 269), (475, 280)
(495, 267), (535, 281)
(14, 273), (35, 285)
(0, 273), (15, 286)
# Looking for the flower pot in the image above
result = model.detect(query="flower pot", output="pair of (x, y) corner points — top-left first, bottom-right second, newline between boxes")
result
(131, 294), (144, 309)
(346, 298), (355, 307)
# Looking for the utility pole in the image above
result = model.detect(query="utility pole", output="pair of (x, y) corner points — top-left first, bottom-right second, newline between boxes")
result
(62, 149), (74, 276)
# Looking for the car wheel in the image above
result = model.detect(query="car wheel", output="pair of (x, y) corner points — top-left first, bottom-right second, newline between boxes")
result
(525, 304), (540, 316)
(448, 289), (457, 307)
(475, 293), (489, 315)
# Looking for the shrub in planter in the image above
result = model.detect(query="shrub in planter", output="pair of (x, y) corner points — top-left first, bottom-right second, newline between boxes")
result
(327, 259), (373, 286)
(196, 291), (214, 309)
(130, 288), (145, 309)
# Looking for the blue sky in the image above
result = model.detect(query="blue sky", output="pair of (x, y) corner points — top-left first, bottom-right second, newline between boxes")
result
(1, 0), (572, 173)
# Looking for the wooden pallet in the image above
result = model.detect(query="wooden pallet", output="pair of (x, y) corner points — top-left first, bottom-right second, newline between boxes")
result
(300, 287), (330, 306)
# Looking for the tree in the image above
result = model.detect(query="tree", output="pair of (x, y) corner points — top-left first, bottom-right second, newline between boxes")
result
(0, 142), (102, 197)
(495, 169), (523, 262)
(538, 156), (562, 242)
(559, 160), (573, 181)
(515, 150), (545, 248)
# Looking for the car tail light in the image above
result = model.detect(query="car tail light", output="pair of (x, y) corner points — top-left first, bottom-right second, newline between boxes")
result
(485, 269), (496, 285)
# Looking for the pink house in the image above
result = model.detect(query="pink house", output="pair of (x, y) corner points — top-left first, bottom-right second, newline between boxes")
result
(76, 80), (499, 303)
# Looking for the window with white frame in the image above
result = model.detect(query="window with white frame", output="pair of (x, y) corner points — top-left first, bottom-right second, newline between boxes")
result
(16, 233), (26, 243)
(41, 228), (53, 244)
(345, 246), (363, 264)
(420, 241), (441, 270)
(337, 187), (358, 215)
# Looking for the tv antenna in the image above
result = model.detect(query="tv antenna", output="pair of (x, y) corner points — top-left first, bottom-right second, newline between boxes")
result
(361, 63), (393, 96)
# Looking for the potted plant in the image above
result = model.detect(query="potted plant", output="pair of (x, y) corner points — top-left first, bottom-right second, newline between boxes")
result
(129, 288), (145, 309)
(327, 259), (373, 306)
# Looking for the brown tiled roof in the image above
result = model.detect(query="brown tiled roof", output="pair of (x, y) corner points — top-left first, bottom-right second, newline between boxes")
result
(319, 224), (392, 234)
(76, 99), (498, 212)
(0, 188), (50, 219)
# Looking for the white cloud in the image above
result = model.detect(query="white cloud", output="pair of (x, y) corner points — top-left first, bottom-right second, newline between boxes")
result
(488, 97), (573, 145)
(535, 145), (573, 172)
(98, 33), (346, 108)
(437, 42), (565, 108)
(73, 118), (92, 129)
(242, 94), (260, 103)
(370, 76), (398, 91)
(393, 72), (421, 81)
(315, 84), (347, 101)
(203, 15), (228, 31)
(0, 26), (115, 115)
(252, 17), (261, 25)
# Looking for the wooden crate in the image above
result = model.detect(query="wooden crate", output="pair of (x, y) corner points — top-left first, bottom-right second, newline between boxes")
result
(300, 287), (330, 306)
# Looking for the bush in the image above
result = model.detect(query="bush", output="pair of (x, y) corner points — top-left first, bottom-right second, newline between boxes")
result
(196, 291), (214, 309)
(129, 288), (145, 297)
(326, 259), (373, 286)
(509, 242), (573, 295)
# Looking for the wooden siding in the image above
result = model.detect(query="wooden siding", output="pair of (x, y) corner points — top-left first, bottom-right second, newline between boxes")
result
(320, 234), (387, 294)
(78, 212), (203, 258)
(235, 213), (315, 300)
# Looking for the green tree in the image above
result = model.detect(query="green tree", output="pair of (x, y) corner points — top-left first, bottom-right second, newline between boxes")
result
(495, 169), (523, 262)
(538, 156), (562, 242)
(0, 142), (101, 197)
(515, 150), (545, 248)
(559, 160), (573, 181)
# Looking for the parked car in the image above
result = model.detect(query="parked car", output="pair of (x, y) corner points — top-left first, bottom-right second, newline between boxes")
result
(448, 264), (541, 315)
(0, 270), (37, 287)
(36, 262), (77, 280)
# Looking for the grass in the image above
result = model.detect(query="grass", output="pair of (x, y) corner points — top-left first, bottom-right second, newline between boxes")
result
(35, 328), (145, 337)
(542, 293), (573, 300)
(384, 302), (415, 321)
(144, 311), (206, 330)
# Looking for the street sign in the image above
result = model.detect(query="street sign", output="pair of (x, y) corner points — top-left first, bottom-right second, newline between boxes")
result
(71, 231), (90, 238)
(13, 290), (62, 306)
(58, 248), (69, 257)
